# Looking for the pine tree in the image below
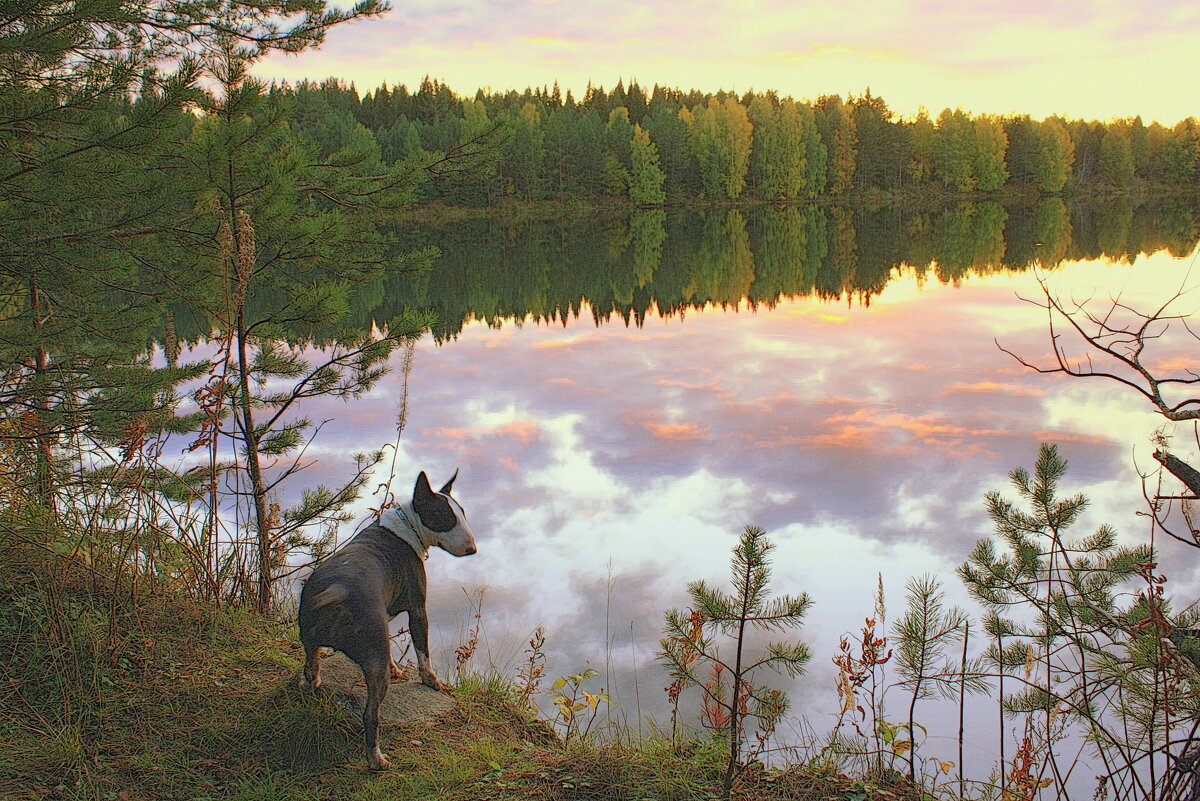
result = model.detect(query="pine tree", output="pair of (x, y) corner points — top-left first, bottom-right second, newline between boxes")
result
(0, 0), (382, 521)
(957, 444), (1194, 799)
(178, 50), (434, 612)
(891, 575), (983, 782)
(659, 525), (812, 799)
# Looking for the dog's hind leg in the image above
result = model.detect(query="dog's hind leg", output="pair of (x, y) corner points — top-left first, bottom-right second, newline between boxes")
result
(409, 606), (445, 692)
(361, 651), (392, 770)
(300, 640), (322, 689)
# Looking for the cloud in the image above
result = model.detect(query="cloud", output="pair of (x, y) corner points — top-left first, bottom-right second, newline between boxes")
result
(643, 421), (709, 441)
(944, 380), (1046, 397)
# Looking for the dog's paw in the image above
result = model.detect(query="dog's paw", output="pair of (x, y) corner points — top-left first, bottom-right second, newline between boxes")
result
(368, 751), (392, 771)
(420, 673), (446, 692)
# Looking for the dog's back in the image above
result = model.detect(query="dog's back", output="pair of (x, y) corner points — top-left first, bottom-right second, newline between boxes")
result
(298, 525), (426, 664)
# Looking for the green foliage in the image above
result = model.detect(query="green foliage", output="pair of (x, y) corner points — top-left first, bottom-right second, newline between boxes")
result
(548, 667), (611, 743)
(1035, 117), (1075, 193)
(958, 443), (1199, 798)
(815, 95), (858, 194)
(934, 108), (978, 192)
(659, 524), (812, 799)
(500, 102), (546, 200)
(227, 79), (1200, 206)
(851, 90), (903, 191)
(972, 116), (1009, 191)
(173, 50), (438, 611)
(1100, 125), (1136, 187)
(628, 125), (667, 205)
(747, 95), (826, 199)
(0, 0), (407, 601)
(891, 576), (986, 781)
(681, 97), (754, 200)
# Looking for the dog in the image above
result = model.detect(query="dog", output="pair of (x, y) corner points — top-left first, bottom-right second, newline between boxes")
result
(298, 470), (477, 770)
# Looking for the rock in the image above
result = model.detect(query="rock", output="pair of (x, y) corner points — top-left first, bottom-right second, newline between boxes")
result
(312, 653), (454, 725)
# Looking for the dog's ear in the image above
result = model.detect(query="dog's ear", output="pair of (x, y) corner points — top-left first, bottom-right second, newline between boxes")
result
(439, 469), (459, 495)
(414, 471), (434, 501)
(413, 470), (457, 532)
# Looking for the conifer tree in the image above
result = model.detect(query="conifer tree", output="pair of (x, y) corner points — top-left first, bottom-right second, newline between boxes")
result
(628, 125), (666, 205)
(0, 0), (383, 521)
(891, 575), (985, 782)
(958, 444), (1196, 799)
(659, 525), (812, 799)
(178, 48), (433, 612)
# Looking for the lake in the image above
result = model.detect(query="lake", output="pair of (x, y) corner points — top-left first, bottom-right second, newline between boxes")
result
(278, 198), (1200, 781)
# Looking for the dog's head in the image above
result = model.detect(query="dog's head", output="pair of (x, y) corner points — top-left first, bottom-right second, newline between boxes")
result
(412, 470), (477, 557)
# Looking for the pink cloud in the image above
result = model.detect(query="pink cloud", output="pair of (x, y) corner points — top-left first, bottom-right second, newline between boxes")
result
(424, 420), (540, 446)
(644, 421), (710, 441)
(943, 381), (1047, 397)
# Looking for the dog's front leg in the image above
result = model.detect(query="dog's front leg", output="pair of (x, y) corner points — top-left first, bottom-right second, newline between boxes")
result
(409, 606), (445, 691)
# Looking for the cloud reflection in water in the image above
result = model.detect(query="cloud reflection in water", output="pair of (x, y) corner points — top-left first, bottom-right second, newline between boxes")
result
(295, 249), (1198, 765)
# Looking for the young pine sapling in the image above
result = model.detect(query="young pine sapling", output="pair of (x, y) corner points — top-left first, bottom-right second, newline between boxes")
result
(659, 524), (813, 800)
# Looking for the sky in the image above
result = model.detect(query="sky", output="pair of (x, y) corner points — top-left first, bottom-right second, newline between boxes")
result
(256, 0), (1200, 124)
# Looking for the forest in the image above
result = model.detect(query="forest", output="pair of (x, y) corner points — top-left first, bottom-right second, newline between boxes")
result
(275, 76), (1200, 205)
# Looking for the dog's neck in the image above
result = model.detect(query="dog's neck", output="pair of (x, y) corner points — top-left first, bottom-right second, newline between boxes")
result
(377, 503), (433, 560)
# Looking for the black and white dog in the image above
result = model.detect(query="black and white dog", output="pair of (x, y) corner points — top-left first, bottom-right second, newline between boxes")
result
(298, 471), (477, 770)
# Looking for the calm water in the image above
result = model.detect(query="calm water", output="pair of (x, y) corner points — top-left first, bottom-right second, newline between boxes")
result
(277, 200), (1199, 776)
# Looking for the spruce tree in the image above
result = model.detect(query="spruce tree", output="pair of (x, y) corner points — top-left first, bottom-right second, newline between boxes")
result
(628, 125), (666, 205)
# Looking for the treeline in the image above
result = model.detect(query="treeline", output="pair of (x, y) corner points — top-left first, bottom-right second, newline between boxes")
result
(274, 77), (1200, 206)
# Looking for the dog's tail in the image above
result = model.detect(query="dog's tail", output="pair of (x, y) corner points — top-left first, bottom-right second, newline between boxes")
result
(309, 584), (349, 610)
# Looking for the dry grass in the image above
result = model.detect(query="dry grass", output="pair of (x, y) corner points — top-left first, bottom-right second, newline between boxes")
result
(0, 544), (928, 801)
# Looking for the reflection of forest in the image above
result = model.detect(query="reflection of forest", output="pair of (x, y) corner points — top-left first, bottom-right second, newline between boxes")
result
(169, 199), (1200, 343)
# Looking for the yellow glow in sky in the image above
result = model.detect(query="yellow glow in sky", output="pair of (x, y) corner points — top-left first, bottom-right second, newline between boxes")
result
(257, 0), (1199, 123)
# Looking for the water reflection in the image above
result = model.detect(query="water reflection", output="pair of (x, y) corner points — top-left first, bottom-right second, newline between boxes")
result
(173, 198), (1196, 788)
(159, 198), (1200, 348)
(278, 221), (1200, 776)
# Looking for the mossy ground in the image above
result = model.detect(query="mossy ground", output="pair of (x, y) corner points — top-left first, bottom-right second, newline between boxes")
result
(0, 545), (920, 801)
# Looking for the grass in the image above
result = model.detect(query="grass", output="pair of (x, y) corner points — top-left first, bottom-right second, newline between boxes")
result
(0, 543), (924, 801)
